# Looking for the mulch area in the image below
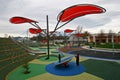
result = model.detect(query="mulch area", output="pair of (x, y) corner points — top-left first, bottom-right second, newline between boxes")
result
(59, 47), (120, 60)
(59, 46), (84, 53)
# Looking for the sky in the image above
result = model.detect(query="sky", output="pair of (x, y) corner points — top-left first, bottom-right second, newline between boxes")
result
(0, 0), (120, 37)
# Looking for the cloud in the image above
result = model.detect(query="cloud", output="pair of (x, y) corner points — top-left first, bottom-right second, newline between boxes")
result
(0, 0), (120, 37)
(85, 16), (120, 33)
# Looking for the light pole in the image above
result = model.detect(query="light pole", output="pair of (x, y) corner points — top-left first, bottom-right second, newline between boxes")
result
(93, 34), (96, 53)
(112, 32), (115, 55)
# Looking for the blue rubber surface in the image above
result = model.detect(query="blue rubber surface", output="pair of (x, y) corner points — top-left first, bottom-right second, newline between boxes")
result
(46, 62), (86, 76)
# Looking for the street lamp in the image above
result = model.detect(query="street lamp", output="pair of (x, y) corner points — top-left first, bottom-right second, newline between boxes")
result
(93, 34), (96, 53)
(112, 32), (115, 55)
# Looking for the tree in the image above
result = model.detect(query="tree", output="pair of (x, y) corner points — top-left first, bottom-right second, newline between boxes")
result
(75, 26), (82, 33)
(23, 63), (30, 74)
(98, 29), (106, 43)
(108, 30), (113, 43)
(83, 31), (91, 44)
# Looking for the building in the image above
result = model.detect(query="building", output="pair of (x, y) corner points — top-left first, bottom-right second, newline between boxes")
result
(89, 33), (120, 44)
(68, 34), (87, 46)
(68, 33), (120, 46)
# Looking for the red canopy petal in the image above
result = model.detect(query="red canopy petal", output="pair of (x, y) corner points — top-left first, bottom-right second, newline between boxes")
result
(75, 33), (83, 37)
(58, 4), (106, 22)
(29, 28), (42, 34)
(42, 40), (48, 43)
(10, 16), (38, 24)
(64, 29), (74, 33)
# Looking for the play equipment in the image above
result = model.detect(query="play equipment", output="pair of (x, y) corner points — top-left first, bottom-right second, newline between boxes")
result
(54, 56), (74, 67)
(46, 50), (86, 76)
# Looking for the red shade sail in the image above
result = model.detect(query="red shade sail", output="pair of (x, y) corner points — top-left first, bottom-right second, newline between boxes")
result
(29, 28), (42, 34)
(75, 33), (83, 37)
(49, 31), (55, 34)
(42, 39), (48, 43)
(64, 29), (74, 33)
(58, 4), (106, 22)
(10, 16), (38, 24)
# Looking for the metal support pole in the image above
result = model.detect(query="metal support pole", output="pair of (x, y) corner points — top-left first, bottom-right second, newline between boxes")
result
(58, 54), (61, 63)
(46, 15), (50, 59)
(75, 54), (79, 66)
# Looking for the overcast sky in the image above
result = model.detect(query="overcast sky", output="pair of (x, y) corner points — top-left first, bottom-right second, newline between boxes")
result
(0, 0), (120, 37)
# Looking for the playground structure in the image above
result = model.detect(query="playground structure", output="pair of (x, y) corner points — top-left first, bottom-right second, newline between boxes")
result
(9, 4), (106, 76)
